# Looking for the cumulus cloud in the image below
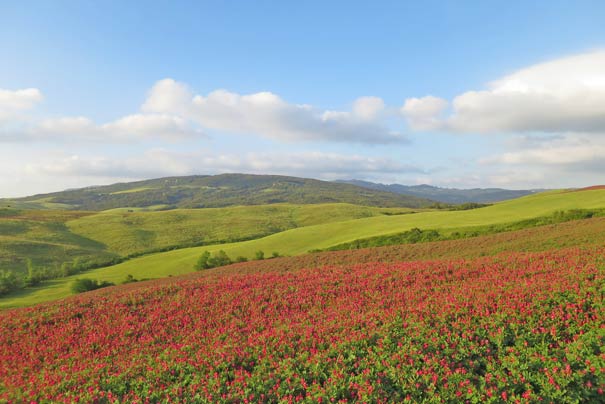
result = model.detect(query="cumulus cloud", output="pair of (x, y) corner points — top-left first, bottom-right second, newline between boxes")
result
(101, 114), (200, 140)
(142, 79), (403, 144)
(0, 87), (43, 120)
(0, 82), (202, 142)
(482, 133), (605, 168)
(403, 50), (605, 133)
(1, 80), (401, 144)
(401, 96), (448, 131)
(1, 113), (203, 142)
(352, 96), (385, 121)
(24, 149), (424, 182)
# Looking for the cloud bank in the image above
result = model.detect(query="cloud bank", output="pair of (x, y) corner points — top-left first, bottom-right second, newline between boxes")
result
(24, 149), (423, 181)
(142, 79), (402, 144)
(402, 50), (605, 133)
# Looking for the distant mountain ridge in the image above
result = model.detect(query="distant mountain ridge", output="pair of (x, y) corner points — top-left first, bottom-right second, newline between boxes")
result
(2, 174), (437, 211)
(336, 179), (538, 204)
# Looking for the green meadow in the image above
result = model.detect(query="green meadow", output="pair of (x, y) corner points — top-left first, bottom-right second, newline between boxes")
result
(66, 203), (415, 256)
(3, 188), (605, 308)
(0, 203), (414, 274)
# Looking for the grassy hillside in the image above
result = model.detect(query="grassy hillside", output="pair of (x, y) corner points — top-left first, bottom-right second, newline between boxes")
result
(0, 203), (414, 275)
(0, 209), (118, 274)
(67, 203), (414, 256)
(1, 174), (435, 210)
(85, 190), (605, 275)
(113, 188), (605, 262)
(3, 202), (605, 309)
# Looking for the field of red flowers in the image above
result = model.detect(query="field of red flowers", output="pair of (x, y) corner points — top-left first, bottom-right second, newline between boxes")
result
(1, 245), (604, 402)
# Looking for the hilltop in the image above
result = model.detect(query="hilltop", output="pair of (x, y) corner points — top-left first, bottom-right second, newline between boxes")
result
(337, 179), (538, 203)
(1, 174), (436, 211)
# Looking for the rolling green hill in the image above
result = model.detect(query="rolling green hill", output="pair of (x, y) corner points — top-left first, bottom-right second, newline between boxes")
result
(3, 188), (605, 308)
(0, 209), (119, 274)
(0, 203), (415, 274)
(66, 203), (414, 257)
(1, 174), (435, 210)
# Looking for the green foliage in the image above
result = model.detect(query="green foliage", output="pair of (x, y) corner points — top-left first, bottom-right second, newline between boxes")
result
(24, 259), (44, 287)
(194, 250), (232, 270)
(321, 209), (605, 252)
(122, 274), (139, 284)
(0, 270), (22, 296)
(209, 250), (232, 267)
(71, 278), (115, 294)
(324, 228), (442, 251)
(194, 251), (212, 270)
(255, 250), (265, 260)
(448, 202), (491, 211)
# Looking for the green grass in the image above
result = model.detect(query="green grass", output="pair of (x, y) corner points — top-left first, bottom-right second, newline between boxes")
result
(0, 209), (117, 274)
(0, 203), (414, 273)
(66, 203), (415, 256)
(100, 205), (170, 213)
(109, 187), (157, 195)
(3, 189), (605, 309)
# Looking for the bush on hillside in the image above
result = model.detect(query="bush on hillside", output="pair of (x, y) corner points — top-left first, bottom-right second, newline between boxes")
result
(71, 278), (115, 294)
(194, 250), (233, 270)
(0, 270), (22, 296)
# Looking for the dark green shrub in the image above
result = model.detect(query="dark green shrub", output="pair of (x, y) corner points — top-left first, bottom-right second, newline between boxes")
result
(0, 270), (22, 296)
(194, 251), (212, 270)
(122, 274), (139, 284)
(208, 250), (232, 267)
(71, 278), (115, 294)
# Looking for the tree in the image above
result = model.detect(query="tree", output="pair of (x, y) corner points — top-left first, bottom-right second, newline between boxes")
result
(194, 251), (212, 270)
(209, 250), (232, 267)
(71, 278), (115, 294)
(24, 259), (43, 287)
(255, 250), (265, 260)
(0, 270), (22, 296)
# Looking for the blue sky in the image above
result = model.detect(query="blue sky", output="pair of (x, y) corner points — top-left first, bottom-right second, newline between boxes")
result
(1, 1), (605, 196)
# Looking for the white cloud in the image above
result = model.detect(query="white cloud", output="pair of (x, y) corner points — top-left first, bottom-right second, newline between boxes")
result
(0, 88), (43, 112)
(1, 80), (401, 144)
(471, 132), (605, 189)
(143, 79), (404, 144)
(22, 149), (424, 183)
(401, 96), (448, 131)
(0, 88), (43, 121)
(35, 116), (97, 137)
(1, 113), (203, 142)
(483, 133), (605, 167)
(404, 50), (605, 133)
(352, 96), (385, 120)
(142, 78), (193, 114)
(101, 114), (200, 140)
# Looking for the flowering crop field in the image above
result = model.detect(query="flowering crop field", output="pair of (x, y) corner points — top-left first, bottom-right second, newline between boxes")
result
(1, 247), (604, 402)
